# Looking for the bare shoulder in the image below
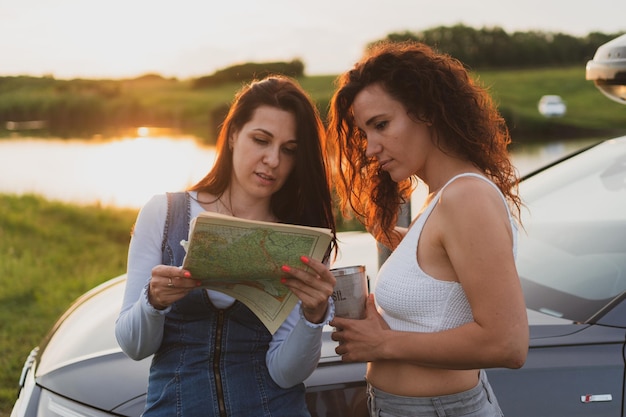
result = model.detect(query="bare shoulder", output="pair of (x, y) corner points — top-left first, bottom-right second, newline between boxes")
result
(438, 175), (502, 201)
(437, 175), (509, 220)
(435, 176), (516, 263)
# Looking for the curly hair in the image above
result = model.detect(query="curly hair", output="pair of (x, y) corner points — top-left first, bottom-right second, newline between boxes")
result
(327, 41), (520, 242)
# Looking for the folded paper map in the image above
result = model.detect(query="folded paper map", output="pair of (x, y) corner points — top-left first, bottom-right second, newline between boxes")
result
(181, 211), (333, 333)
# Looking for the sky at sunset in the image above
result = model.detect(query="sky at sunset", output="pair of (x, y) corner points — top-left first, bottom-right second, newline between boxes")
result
(1, 0), (624, 80)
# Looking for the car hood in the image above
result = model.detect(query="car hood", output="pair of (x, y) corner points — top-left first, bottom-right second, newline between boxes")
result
(38, 349), (151, 413)
(34, 276), (149, 413)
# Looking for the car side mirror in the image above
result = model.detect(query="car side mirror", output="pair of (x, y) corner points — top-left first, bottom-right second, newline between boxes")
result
(586, 34), (626, 104)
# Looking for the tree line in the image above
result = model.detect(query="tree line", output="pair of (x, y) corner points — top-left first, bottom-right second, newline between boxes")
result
(191, 60), (305, 89)
(380, 24), (622, 69)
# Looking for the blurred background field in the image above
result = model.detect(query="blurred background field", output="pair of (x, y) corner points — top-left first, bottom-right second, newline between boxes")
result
(2, 67), (624, 144)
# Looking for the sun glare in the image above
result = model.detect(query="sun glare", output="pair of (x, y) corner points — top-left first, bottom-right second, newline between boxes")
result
(85, 137), (217, 207)
(0, 136), (217, 208)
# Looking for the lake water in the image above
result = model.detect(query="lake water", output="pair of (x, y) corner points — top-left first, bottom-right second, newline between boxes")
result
(0, 131), (602, 209)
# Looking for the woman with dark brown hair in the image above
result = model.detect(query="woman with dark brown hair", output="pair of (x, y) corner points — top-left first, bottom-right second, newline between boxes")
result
(328, 41), (529, 416)
(116, 75), (337, 417)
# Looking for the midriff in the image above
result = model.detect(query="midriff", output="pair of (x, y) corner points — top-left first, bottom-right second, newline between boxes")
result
(367, 361), (479, 397)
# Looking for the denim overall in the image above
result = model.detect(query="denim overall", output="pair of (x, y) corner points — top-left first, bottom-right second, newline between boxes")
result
(143, 192), (310, 417)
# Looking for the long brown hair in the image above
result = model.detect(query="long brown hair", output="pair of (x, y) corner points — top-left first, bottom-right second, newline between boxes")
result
(327, 41), (520, 241)
(190, 76), (336, 247)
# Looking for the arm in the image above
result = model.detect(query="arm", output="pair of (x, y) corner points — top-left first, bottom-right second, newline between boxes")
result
(266, 301), (333, 388)
(267, 256), (336, 387)
(428, 179), (528, 368)
(333, 179), (528, 369)
(115, 195), (169, 360)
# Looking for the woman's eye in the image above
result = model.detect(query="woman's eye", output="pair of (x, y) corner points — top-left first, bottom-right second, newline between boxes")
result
(253, 137), (268, 145)
(282, 146), (297, 156)
(375, 121), (388, 130)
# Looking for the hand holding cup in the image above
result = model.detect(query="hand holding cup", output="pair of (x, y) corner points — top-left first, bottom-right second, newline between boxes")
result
(331, 265), (368, 319)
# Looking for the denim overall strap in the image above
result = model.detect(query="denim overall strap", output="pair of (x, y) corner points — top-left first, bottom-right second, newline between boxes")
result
(161, 192), (191, 266)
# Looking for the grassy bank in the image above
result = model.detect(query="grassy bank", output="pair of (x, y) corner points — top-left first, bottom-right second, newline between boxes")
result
(2, 67), (625, 143)
(0, 194), (138, 414)
(476, 66), (626, 141)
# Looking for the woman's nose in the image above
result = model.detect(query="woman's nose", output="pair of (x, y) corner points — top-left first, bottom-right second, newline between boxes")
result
(263, 148), (280, 167)
(365, 139), (381, 158)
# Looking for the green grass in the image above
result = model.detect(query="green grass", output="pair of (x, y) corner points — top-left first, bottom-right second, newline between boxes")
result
(475, 67), (626, 140)
(0, 194), (138, 414)
(122, 68), (626, 141)
(3, 67), (624, 143)
(113, 68), (626, 140)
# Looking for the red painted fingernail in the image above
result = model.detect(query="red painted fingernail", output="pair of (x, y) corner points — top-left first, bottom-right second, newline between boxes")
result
(281, 265), (291, 273)
(300, 255), (309, 264)
(183, 271), (191, 278)
(196, 281), (202, 287)
(280, 277), (287, 284)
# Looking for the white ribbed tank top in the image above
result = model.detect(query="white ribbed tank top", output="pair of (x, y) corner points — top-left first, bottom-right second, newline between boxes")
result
(374, 173), (518, 332)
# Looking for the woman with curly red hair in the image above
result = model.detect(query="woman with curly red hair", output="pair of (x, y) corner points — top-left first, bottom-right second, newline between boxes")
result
(328, 41), (528, 416)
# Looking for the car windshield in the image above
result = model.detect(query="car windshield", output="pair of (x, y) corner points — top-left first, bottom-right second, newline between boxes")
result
(516, 138), (626, 323)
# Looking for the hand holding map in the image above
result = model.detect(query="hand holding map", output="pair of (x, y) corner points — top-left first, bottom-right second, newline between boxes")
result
(181, 211), (333, 333)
